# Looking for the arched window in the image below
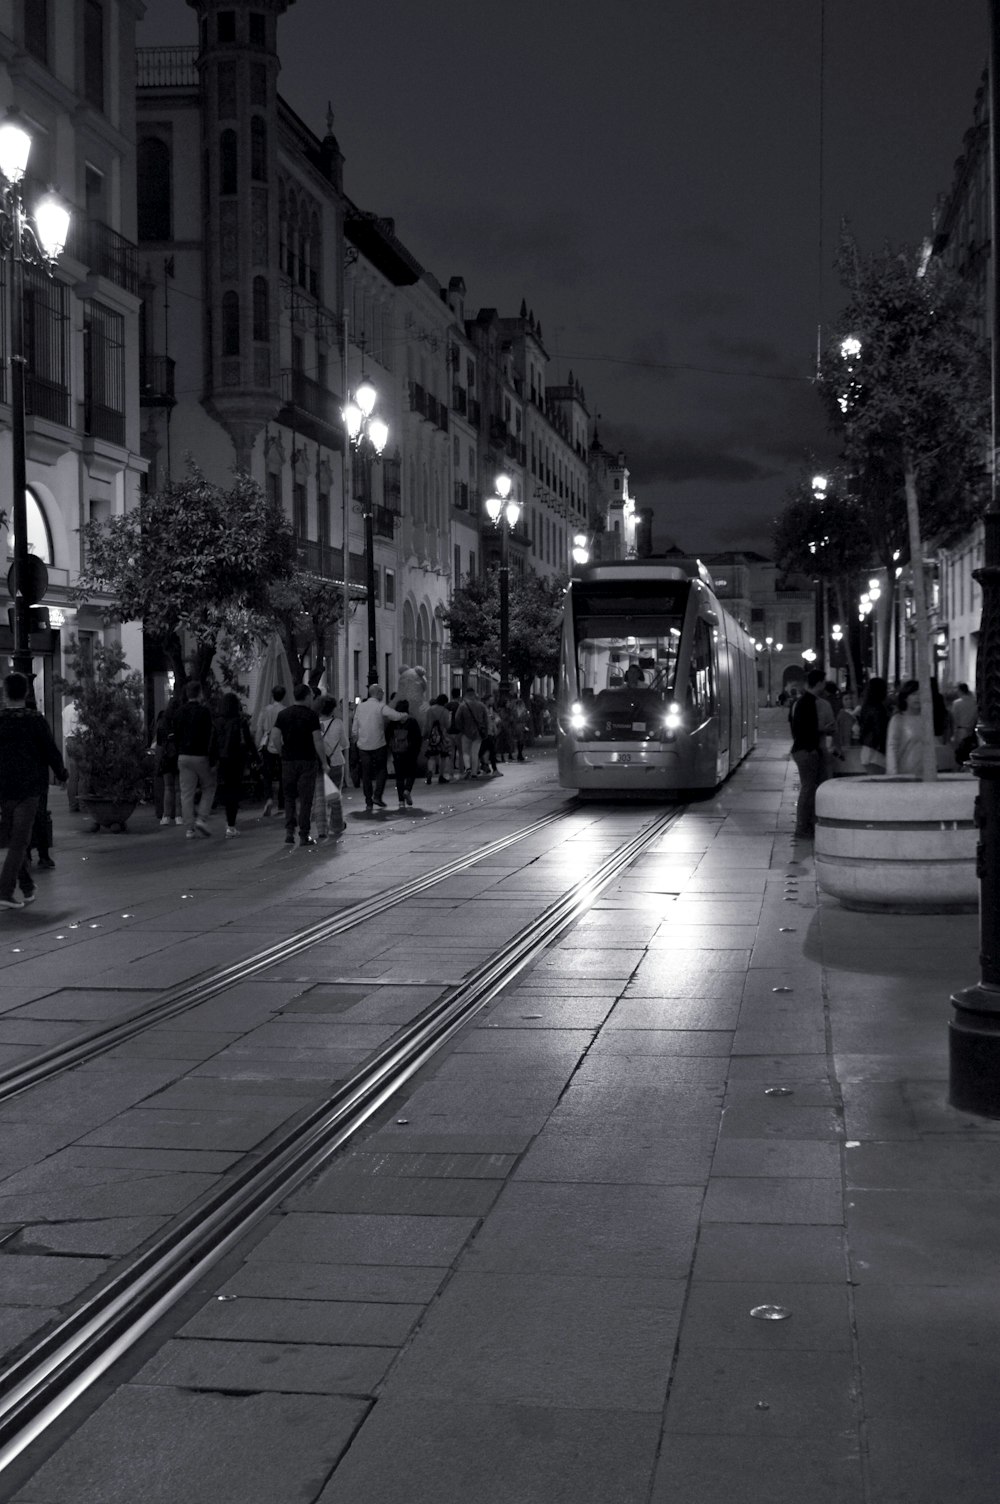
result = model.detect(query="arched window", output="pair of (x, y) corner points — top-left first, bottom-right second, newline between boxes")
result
(222, 290), (240, 356)
(220, 130), (237, 194)
(137, 137), (171, 241)
(250, 116), (267, 182)
(6, 488), (53, 566)
(252, 276), (268, 341)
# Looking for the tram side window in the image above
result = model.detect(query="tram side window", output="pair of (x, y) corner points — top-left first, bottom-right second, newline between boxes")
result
(687, 620), (715, 718)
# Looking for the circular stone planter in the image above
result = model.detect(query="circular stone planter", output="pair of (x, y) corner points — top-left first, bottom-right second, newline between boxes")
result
(79, 796), (138, 833)
(815, 774), (977, 912)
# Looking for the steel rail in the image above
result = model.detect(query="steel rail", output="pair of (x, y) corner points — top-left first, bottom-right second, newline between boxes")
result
(0, 806), (681, 1476)
(0, 804), (574, 1105)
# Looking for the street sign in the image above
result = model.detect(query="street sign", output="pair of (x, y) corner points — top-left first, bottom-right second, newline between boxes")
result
(7, 556), (49, 605)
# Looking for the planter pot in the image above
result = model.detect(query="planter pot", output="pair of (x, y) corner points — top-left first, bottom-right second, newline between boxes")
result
(79, 795), (139, 833)
(815, 774), (977, 912)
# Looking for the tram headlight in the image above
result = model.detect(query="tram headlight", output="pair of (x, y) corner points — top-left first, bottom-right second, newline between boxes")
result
(569, 701), (587, 733)
(663, 702), (683, 731)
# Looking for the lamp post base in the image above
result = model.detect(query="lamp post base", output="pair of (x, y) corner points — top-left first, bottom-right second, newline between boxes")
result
(949, 983), (1000, 1117)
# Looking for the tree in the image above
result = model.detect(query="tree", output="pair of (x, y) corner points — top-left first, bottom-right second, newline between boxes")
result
(265, 571), (345, 688)
(816, 234), (989, 779)
(772, 474), (872, 694)
(442, 567), (564, 698)
(75, 467), (294, 686)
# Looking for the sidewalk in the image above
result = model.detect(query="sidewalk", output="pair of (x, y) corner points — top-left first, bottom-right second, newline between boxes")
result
(9, 724), (1000, 1504)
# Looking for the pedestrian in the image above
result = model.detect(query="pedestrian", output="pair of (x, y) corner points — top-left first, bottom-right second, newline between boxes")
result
(423, 693), (452, 784)
(174, 681), (218, 839)
(886, 680), (927, 776)
(274, 683), (327, 846)
(455, 685), (488, 778)
(789, 668), (834, 839)
(313, 694), (348, 838)
(350, 683), (406, 812)
(26, 782), (55, 869)
(0, 672), (68, 910)
(389, 698), (422, 807)
(153, 694), (182, 827)
(479, 695), (501, 775)
(951, 681), (978, 765)
(510, 695), (529, 761)
(257, 685), (287, 817)
(857, 677), (889, 773)
(216, 692), (256, 837)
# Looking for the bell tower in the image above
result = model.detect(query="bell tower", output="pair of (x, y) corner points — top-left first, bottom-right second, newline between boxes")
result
(187, 0), (293, 467)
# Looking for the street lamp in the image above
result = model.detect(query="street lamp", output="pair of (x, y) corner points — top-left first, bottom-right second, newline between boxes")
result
(485, 472), (521, 696)
(343, 379), (388, 687)
(0, 111), (69, 678)
(754, 637), (783, 706)
(571, 532), (590, 567)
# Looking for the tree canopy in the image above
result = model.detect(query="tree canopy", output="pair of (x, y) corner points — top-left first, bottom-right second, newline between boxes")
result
(442, 567), (564, 696)
(76, 468), (293, 685)
(266, 571), (346, 687)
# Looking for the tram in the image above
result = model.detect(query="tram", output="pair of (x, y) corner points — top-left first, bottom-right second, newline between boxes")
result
(557, 559), (758, 794)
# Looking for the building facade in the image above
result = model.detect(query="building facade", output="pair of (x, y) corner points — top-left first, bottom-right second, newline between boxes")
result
(0, 0), (145, 734)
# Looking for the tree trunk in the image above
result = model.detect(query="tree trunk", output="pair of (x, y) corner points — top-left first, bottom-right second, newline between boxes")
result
(903, 462), (937, 781)
(879, 569), (897, 683)
(832, 577), (858, 697)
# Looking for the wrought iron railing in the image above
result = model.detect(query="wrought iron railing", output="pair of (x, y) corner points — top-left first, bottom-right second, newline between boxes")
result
(136, 47), (199, 88)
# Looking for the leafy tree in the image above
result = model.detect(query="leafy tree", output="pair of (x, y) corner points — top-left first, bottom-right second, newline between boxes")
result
(817, 234), (989, 778)
(75, 467), (294, 686)
(772, 474), (872, 693)
(55, 638), (147, 804)
(265, 571), (346, 687)
(442, 567), (564, 698)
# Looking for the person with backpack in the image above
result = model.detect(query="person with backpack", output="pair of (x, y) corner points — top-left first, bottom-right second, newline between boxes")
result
(423, 693), (452, 784)
(390, 698), (423, 808)
(455, 687), (488, 779)
(215, 692), (256, 838)
(350, 684), (406, 812)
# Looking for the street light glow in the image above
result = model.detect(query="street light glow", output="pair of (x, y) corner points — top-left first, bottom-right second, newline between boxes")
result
(840, 335), (862, 360)
(0, 115), (31, 184)
(355, 380), (376, 418)
(34, 194), (70, 259)
(495, 471), (512, 500)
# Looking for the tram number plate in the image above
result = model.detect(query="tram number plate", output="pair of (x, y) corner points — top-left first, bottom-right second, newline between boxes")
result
(614, 753), (632, 763)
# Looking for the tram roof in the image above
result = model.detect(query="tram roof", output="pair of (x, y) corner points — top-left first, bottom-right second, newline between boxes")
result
(572, 558), (714, 588)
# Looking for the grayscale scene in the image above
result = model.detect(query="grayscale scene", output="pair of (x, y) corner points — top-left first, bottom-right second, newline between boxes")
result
(0, 1), (998, 1500)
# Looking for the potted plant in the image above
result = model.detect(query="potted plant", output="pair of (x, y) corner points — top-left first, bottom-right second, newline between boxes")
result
(810, 235), (989, 911)
(57, 638), (148, 831)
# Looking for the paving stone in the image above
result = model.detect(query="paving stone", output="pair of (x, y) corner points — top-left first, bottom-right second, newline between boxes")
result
(680, 1280), (853, 1350)
(254, 1211), (478, 1268)
(77, 1106), (293, 1153)
(224, 1258), (449, 1306)
(13, 1218), (168, 1257)
(607, 998), (742, 1030)
(710, 1138), (841, 1179)
(845, 1139), (1000, 1191)
(293, 1174), (502, 1217)
(133, 1336), (394, 1396)
(693, 1224), (847, 1284)
(514, 1129), (715, 1187)
(702, 1176), (842, 1225)
(663, 1347), (857, 1437)
(465, 1182), (703, 1279)
(847, 1188), (1000, 1284)
(13, 1386), (368, 1504)
(0, 1171), (218, 1222)
(384, 1270), (682, 1412)
(180, 1295), (422, 1347)
(648, 1434), (863, 1504)
(0, 1304), (58, 1356)
(588, 1029), (734, 1056)
(0, 1252), (108, 1305)
(314, 1397), (661, 1504)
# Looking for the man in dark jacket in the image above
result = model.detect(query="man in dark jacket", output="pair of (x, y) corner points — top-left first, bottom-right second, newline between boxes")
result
(274, 683), (326, 845)
(0, 672), (67, 909)
(790, 668), (834, 839)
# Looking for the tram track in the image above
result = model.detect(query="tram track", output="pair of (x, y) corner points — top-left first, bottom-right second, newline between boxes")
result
(0, 803), (574, 1106)
(0, 803), (683, 1477)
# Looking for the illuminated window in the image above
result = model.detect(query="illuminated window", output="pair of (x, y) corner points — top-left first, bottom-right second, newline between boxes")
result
(6, 489), (53, 565)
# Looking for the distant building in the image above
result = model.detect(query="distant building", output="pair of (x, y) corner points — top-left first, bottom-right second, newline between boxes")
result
(705, 552), (817, 700)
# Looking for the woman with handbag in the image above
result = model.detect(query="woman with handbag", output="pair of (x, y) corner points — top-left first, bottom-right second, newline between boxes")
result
(312, 695), (348, 839)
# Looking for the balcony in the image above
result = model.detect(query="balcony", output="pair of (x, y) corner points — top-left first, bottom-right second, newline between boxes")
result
(136, 46), (199, 88)
(373, 505), (398, 540)
(140, 354), (175, 407)
(26, 376), (70, 428)
(453, 480), (469, 511)
(70, 220), (139, 296)
(83, 399), (126, 446)
(294, 538), (366, 587)
(279, 369), (344, 447)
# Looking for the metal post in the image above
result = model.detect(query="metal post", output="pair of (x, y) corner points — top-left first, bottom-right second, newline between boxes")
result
(822, 580), (830, 676)
(340, 313), (352, 709)
(9, 189), (30, 681)
(363, 446), (377, 686)
(949, 0), (1000, 1114)
(499, 519), (510, 696)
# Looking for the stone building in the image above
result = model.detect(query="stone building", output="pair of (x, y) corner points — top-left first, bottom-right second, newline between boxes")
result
(0, 0), (144, 732)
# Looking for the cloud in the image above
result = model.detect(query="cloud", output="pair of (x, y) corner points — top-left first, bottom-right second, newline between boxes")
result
(603, 422), (781, 488)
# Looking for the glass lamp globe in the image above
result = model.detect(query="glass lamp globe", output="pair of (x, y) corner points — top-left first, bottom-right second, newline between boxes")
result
(355, 381), (377, 417)
(368, 417), (389, 454)
(494, 472), (512, 500)
(0, 117), (31, 185)
(34, 194), (70, 259)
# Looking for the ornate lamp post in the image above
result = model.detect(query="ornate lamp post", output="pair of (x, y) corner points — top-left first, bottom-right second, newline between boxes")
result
(754, 637), (783, 705)
(485, 472), (521, 696)
(343, 380), (388, 688)
(0, 112), (69, 678)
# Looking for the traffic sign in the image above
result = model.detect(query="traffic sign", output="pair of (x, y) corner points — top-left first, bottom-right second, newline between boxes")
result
(7, 556), (48, 605)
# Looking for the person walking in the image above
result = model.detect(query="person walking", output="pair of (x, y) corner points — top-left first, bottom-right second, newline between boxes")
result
(790, 668), (834, 840)
(886, 680), (927, 776)
(351, 684), (406, 812)
(389, 698), (422, 807)
(510, 695), (529, 761)
(274, 684), (326, 846)
(423, 693), (452, 784)
(216, 692), (256, 837)
(153, 695), (182, 827)
(257, 685), (287, 818)
(0, 672), (68, 910)
(479, 695), (501, 776)
(455, 686), (488, 778)
(951, 682), (978, 765)
(175, 681), (218, 839)
(312, 694), (348, 839)
(857, 677), (890, 773)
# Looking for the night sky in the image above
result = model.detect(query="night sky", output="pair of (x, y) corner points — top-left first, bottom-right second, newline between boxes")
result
(139, 1), (988, 557)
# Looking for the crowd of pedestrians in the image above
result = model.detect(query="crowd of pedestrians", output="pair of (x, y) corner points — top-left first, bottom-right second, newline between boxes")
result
(790, 670), (978, 840)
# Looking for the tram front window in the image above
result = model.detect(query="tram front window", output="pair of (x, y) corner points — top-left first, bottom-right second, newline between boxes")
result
(573, 614), (683, 740)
